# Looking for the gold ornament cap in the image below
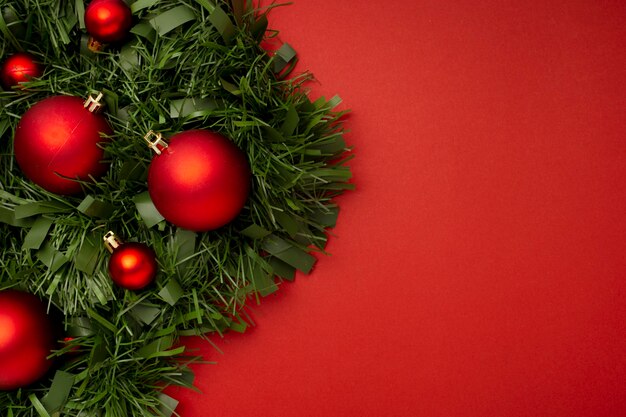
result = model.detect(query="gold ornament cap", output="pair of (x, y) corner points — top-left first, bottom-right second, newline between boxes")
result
(84, 92), (104, 113)
(103, 231), (123, 253)
(144, 130), (169, 155)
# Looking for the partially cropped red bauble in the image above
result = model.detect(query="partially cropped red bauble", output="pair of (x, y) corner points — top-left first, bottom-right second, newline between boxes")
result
(0, 52), (42, 89)
(85, 0), (132, 43)
(109, 243), (158, 290)
(0, 290), (55, 391)
(148, 130), (251, 231)
(13, 95), (112, 195)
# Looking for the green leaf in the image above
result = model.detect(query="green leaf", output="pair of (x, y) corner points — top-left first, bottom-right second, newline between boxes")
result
(130, 0), (159, 13)
(74, 235), (100, 275)
(130, 21), (157, 42)
(15, 201), (68, 219)
(41, 371), (75, 413)
(209, 6), (236, 43)
(262, 235), (316, 274)
(157, 393), (180, 417)
(269, 257), (296, 281)
(159, 279), (184, 306)
(169, 97), (217, 119)
(281, 105), (299, 137)
(23, 217), (54, 251)
(77, 195), (115, 219)
(36, 243), (69, 274)
(129, 303), (161, 325)
(150, 5), (196, 36)
(133, 192), (165, 228)
(240, 224), (271, 239)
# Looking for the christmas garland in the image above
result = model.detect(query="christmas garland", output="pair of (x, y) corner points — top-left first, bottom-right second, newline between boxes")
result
(0, 1), (352, 416)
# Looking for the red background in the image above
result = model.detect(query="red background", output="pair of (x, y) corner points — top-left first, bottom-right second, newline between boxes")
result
(174, 1), (626, 416)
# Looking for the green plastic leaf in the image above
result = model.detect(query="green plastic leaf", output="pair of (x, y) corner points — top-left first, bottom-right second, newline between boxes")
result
(130, 0), (159, 13)
(170, 97), (217, 119)
(15, 201), (68, 219)
(133, 192), (165, 228)
(196, 0), (216, 13)
(273, 210), (299, 238)
(41, 371), (75, 413)
(159, 279), (184, 306)
(130, 21), (156, 42)
(36, 243), (69, 274)
(274, 43), (297, 73)
(157, 393), (179, 417)
(68, 317), (94, 337)
(23, 217), (54, 251)
(250, 14), (268, 41)
(281, 105), (299, 137)
(240, 224), (271, 239)
(77, 195), (115, 219)
(75, 0), (85, 29)
(129, 303), (161, 325)
(311, 206), (340, 228)
(269, 257), (296, 281)
(150, 5), (196, 36)
(262, 235), (316, 274)
(74, 235), (100, 275)
(209, 6), (236, 43)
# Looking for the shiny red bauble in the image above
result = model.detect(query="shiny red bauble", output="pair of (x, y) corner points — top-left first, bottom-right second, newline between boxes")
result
(13, 95), (112, 195)
(0, 52), (42, 89)
(0, 290), (56, 391)
(109, 243), (158, 290)
(148, 130), (251, 231)
(85, 0), (132, 43)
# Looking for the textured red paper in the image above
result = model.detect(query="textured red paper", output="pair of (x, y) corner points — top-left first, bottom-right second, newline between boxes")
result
(173, 1), (626, 416)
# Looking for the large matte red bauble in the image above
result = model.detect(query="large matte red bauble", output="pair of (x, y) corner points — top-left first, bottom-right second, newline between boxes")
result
(85, 0), (132, 43)
(13, 95), (112, 195)
(0, 290), (56, 391)
(148, 130), (251, 231)
(0, 52), (42, 89)
(108, 242), (158, 290)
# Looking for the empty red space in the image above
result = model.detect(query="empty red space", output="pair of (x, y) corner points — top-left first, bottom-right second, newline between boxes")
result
(172, 1), (626, 416)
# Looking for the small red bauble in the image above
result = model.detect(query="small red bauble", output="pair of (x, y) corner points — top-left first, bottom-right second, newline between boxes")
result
(0, 52), (42, 89)
(105, 232), (158, 290)
(146, 130), (251, 231)
(0, 290), (56, 391)
(13, 95), (112, 195)
(85, 0), (132, 43)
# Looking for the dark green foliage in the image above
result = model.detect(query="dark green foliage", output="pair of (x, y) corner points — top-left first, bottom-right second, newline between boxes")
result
(0, 0), (351, 415)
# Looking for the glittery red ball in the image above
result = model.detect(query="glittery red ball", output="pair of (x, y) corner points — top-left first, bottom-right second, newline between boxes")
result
(0, 52), (42, 89)
(109, 243), (158, 290)
(148, 130), (251, 231)
(85, 0), (132, 43)
(13, 95), (112, 195)
(0, 290), (55, 391)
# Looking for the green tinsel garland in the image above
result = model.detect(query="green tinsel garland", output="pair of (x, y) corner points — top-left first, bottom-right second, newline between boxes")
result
(0, 1), (352, 415)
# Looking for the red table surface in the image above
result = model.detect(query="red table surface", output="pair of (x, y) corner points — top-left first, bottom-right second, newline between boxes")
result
(173, 1), (626, 416)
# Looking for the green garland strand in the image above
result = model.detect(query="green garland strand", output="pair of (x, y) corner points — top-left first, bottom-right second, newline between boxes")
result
(0, 1), (352, 415)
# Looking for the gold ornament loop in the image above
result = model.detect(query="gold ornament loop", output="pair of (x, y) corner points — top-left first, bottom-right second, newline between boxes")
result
(84, 92), (104, 113)
(144, 130), (169, 155)
(103, 231), (123, 253)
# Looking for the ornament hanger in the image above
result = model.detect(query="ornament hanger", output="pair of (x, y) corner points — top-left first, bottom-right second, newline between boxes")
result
(144, 130), (169, 155)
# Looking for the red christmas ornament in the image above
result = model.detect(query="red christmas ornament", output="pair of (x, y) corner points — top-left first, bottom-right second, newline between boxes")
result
(85, 0), (132, 43)
(13, 93), (112, 195)
(145, 129), (251, 231)
(0, 52), (42, 89)
(0, 290), (56, 391)
(104, 232), (158, 290)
